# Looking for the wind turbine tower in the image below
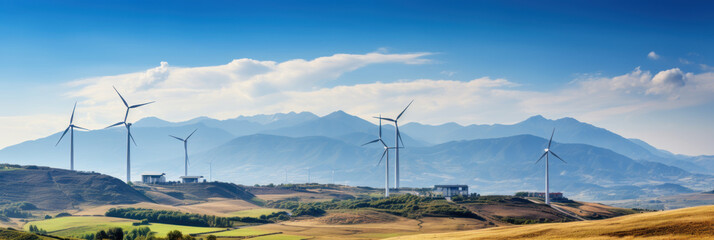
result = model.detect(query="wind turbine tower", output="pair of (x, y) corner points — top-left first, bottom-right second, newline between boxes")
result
(170, 129), (198, 176)
(56, 102), (88, 171)
(535, 128), (567, 205)
(106, 86), (154, 183)
(377, 100), (413, 190)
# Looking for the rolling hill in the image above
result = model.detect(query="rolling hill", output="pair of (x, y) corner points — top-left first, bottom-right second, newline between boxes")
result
(0, 164), (151, 210)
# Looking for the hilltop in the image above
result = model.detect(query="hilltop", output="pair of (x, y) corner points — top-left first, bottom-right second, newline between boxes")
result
(0, 164), (151, 210)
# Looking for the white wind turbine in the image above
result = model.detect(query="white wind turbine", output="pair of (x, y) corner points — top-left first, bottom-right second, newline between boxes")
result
(535, 128), (567, 205)
(362, 115), (399, 197)
(169, 129), (197, 177)
(106, 86), (154, 183)
(55, 102), (88, 171)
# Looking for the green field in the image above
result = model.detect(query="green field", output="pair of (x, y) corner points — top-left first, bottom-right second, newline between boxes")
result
(24, 216), (226, 237)
(199, 227), (304, 240)
(229, 208), (286, 217)
(209, 227), (272, 236)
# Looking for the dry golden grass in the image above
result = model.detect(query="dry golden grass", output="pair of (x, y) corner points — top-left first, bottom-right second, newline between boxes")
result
(74, 199), (260, 216)
(251, 210), (489, 239)
(385, 205), (714, 240)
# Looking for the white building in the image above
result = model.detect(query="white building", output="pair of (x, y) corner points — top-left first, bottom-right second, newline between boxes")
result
(141, 172), (166, 184)
(180, 175), (203, 183)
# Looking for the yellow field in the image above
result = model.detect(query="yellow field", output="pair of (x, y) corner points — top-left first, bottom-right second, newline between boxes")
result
(75, 199), (260, 217)
(385, 205), (714, 240)
(251, 212), (489, 240)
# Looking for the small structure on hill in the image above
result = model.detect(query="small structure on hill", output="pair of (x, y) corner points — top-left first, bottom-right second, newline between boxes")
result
(433, 185), (469, 197)
(141, 172), (166, 184)
(180, 175), (203, 183)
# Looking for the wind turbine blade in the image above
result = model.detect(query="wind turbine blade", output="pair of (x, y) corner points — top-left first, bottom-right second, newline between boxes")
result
(550, 151), (567, 163)
(377, 149), (387, 167)
(378, 115), (382, 138)
(129, 131), (137, 146)
(379, 138), (387, 147)
(398, 131), (405, 147)
(113, 86), (129, 107)
(374, 116), (395, 122)
(535, 152), (547, 164)
(105, 122), (125, 129)
(70, 102), (77, 124)
(548, 128), (555, 149)
(396, 100), (414, 120)
(186, 129), (197, 140)
(361, 139), (380, 146)
(169, 135), (185, 141)
(72, 125), (89, 131)
(130, 101), (155, 109)
(55, 127), (70, 146)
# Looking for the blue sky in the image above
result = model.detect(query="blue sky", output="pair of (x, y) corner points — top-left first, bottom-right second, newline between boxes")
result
(0, 0), (713, 155)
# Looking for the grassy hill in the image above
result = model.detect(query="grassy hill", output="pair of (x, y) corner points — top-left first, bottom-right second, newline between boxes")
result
(0, 227), (65, 240)
(137, 182), (258, 204)
(386, 205), (714, 240)
(0, 164), (151, 210)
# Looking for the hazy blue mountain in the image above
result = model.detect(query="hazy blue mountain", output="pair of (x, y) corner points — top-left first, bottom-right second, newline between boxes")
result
(178, 134), (712, 201)
(2, 111), (711, 202)
(262, 110), (429, 147)
(401, 115), (714, 174)
(134, 112), (319, 136)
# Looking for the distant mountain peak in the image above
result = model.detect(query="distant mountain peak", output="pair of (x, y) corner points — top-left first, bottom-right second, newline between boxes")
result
(522, 115), (549, 123)
(323, 110), (353, 118)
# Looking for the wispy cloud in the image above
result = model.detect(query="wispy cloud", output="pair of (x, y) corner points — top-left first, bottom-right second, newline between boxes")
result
(648, 51), (660, 60)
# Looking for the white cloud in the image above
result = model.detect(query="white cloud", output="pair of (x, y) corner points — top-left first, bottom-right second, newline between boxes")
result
(648, 51), (660, 60)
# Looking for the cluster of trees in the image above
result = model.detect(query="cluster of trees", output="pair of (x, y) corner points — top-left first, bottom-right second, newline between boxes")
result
(228, 211), (290, 223)
(0, 202), (36, 218)
(79, 227), (152, 240)
(105, 208), (232, 228)
(27, 225), (47, 235)
(266, 194), (480, 219)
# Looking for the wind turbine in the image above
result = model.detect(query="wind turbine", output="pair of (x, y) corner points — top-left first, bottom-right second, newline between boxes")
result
(106, 86), (154, 183)
(535, 128), (567, 205)
(169, 129), (197, 177)
(56, 102), (88, 171)
(376, 100), (413, 190)
(362, 115), (399, 197)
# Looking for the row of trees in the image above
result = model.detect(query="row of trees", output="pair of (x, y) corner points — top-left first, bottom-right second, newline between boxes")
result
(106, 208), (233, 228)
(80, 228), (216, 240)
(266, 194), (480, 219)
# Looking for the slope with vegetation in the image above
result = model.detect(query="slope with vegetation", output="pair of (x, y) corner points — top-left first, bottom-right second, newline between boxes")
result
(386, 205), (714, 240)
(0, 164), (152, 210)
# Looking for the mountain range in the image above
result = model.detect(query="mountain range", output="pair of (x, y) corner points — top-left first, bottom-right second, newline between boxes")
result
(0, 110), (711, 201)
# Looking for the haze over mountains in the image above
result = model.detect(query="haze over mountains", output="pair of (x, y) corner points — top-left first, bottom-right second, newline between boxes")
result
(0, 111), (711, 201)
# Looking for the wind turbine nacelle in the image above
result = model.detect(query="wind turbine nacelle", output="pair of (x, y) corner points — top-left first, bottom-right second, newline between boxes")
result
(544, 148), (549, 152)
